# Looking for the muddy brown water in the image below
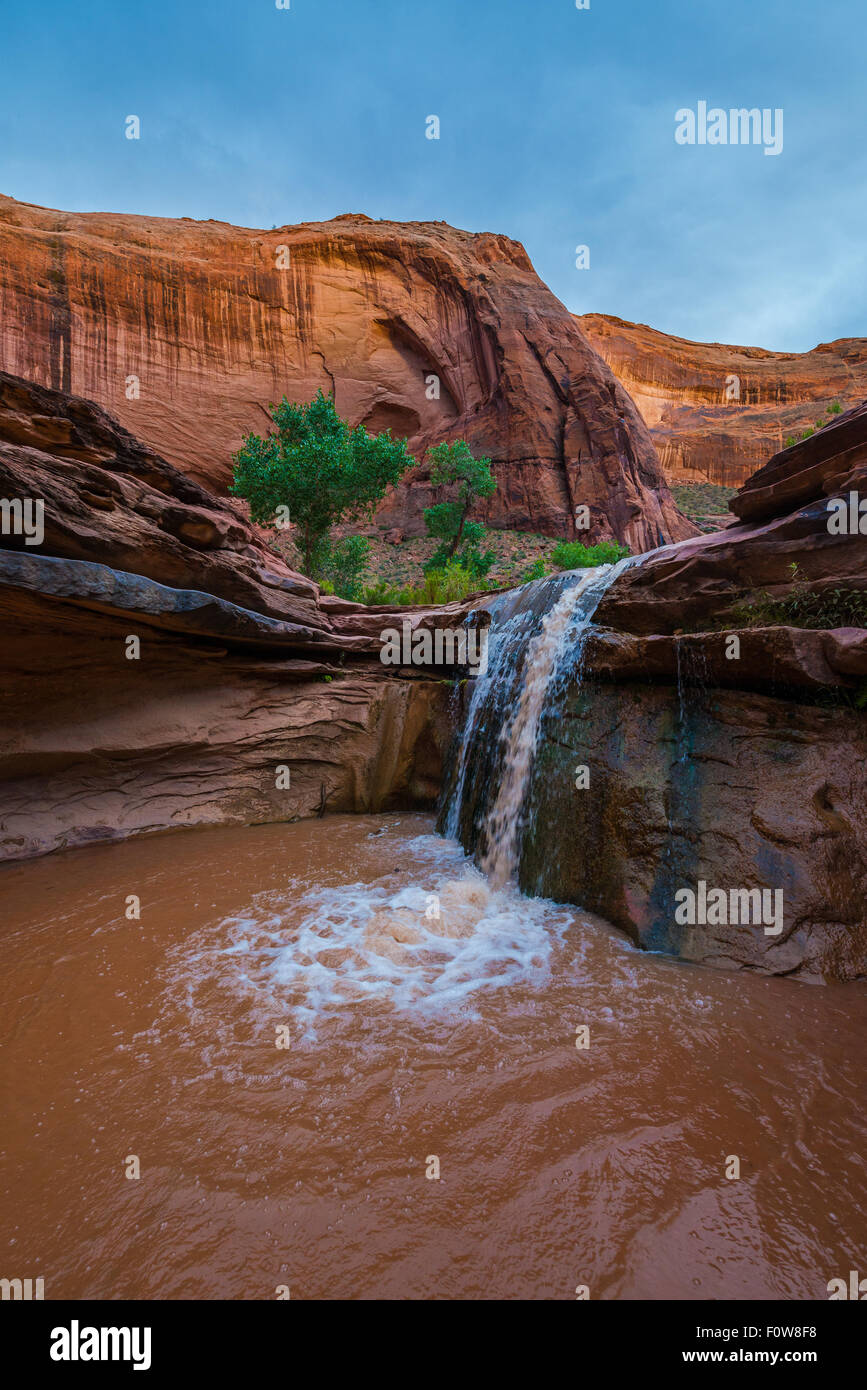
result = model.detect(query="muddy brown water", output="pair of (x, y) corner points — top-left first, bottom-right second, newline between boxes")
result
(1, 813), (865, 1300)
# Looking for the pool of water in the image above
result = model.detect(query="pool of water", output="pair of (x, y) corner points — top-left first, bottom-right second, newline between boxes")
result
(1, 814), (865, 1299)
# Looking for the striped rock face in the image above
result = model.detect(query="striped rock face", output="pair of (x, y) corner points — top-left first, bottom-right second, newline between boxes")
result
(579, 310), (867, 490)
(0, 195), (692, 550)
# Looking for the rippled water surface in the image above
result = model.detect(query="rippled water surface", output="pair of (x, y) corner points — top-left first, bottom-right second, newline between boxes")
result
(1, 814), (865, 1299)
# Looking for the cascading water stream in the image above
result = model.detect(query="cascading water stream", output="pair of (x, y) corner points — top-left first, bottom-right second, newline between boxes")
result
(481, 572), (599, 886)
(441, 557), (634, 885)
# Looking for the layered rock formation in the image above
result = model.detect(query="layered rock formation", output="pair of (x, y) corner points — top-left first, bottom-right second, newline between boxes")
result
(0, 371), (468, 861)
(3, 361), (865, 981)
(580, 312), (867, 490)
(0, 194), (692, 549)
(515, 403), (867, 981)
(595, 399), (867, 637)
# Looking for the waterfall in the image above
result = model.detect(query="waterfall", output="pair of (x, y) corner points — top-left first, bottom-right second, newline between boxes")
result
(440, 558), (633, 886)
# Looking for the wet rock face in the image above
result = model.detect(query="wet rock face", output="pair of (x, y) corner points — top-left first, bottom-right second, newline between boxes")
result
(521, 683), (867, 981)
(526, 401), (867, 979)
(580, 312), (867, 489)
(442, 403), (867, 982)
(0, 195), (692, 549)
(580, 626), (867, 697)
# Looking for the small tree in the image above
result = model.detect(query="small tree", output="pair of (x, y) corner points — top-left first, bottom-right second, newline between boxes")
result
(422, 440), (497, 576)
(315, 534), (370, 602)
(230, 391), (415, 578)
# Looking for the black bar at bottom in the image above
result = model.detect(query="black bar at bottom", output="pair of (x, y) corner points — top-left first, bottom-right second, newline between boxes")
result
(2, 1298), (860, 1375)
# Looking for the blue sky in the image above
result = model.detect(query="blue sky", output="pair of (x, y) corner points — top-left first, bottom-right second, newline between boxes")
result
(1, 0), (864, 351)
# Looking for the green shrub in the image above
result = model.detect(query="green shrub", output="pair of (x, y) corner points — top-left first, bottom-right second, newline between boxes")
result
(549, 539), (630, 570)
(417, 559), (490, 604)
(730, 589), (867, 630)
(360, 578), (415, 607)
(725, 566), (867, 631)
(520, 557), (549, 583)
(315, 534), (370, 601)
(360, 558), (493, 607)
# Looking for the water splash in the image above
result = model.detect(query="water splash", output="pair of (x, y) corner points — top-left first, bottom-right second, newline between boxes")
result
(161, 829), (572, 1039)
(159, 561), (633, 1035)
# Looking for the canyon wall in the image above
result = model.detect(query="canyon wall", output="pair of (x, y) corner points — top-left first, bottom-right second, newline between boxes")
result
(579, 312), (867, 490)
(0, 371), (461, 861)
(0, 194), (692, 549)
(595, 400), (867, 636)
(3, 365), (865, 980)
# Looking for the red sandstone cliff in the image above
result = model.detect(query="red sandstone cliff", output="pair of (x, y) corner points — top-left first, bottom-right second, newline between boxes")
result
(596, 398), (867, 643)
(0, 195), (692, 550)
(2, 369), (865, 976)
(579, 312), (867, 490)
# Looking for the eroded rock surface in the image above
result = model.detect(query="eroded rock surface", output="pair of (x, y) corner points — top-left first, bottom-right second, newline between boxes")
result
(596, 399), (867, 638)
(0, 195), (692, 548)
(3, 364), (865, 982)
(523, 683), (867, 981)
(580, 312), (867, 489)
(0, 373), (461, 860)
(517, 401), (867, 978)
(0, 585), (451, 861)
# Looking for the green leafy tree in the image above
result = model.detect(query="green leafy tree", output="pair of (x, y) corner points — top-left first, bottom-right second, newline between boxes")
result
(422, 440), (497, 577)
(316, 534), (370, 602)
(230, 391), (415, 578)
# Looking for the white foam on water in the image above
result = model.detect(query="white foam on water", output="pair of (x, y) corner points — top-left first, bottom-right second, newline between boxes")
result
(158, 560), (639, 1043)
(163, 834), (572, 1039)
